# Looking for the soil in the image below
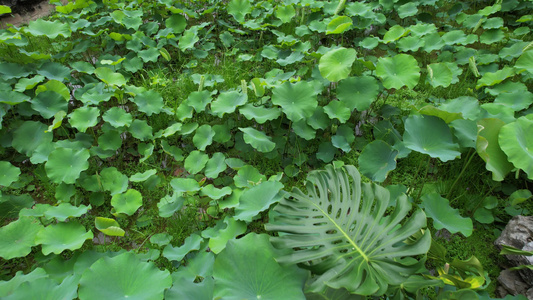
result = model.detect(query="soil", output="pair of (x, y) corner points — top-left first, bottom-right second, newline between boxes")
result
(0, 0), (62, 28)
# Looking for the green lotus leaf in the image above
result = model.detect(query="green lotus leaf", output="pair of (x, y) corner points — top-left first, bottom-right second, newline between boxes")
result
(474, 207), (494, 224)
(165, 252), (214, 299)
(211, 91), (247, 117)
(68, 106), (99, 133)
(205, 217), (247, 254)
(35, 79), (70, 101)
(180, 122), (198, 136)
(100, 167), (129, 195)
(418, 105), (462, 124)
(476, 118), (513, 181)
(359, 140), (398, 182)
(227, 0), (251, 23)
(336, 76), (380, 111)
(3, 275), (78, 300)
(272, 81), (318, 122)
(26, 19), (71, 39)
(76, 82), (114, 105)
(12, 121), (53, 156)
(95, 217), (125, 237)
(123, 56), (143, 72)
(275, 4), (295, 23)
(178, 28), (199, 51)
(480, 103), (515, 124)
(331, 125), (355, 153)
(184, 151), (209, 174)
(499, 117), (533, 179)
(383, 25), (408, 43)
(98, 129), (122, 151)
(239, 127), (276, 153)
(475, 66), (515, 89)
(71, 61), (95, 74)
(213, 233), (307, 300)
(420, 193), (473, 237)
(133, 90), (164, 116)
(324, 100), (351, 123)
(0, 268), (48, 298)
(150, 233), (172, 247)
(212, 124), (231, 143)
(138, 48), (160, 63)
(156, 122), (182, 138)
(0, 90), (30, 105)
(139, 143), (155, 163)
(293, 120), (316, 140)
(376, 54), (420, 90)
(360, 37), (380, 50)
(317, 141), (336, 163)
(130, 169), (157, 182)
(129, 119), (153, 141)
(170, 178), (201, 193)
(187, 91), (212, 113)
(266, 165), (430, 295)
(480, 29), (505, 44)
(0, 194), (34, 219)
(32, 91), (67, 119)
(111, 189), (142, 216)
(0, 63), (31, 80)
(157, 193), (185, 218)
(515, 51), (533, 74)
(200, 184), (232, 200)
(422, 33), (445, 52)
(439, 96), (481, 121)
(234, 181), (284, 222)
(44, 203), (91, 221)
(0, 162), (20, 187)
(163, 233), (203, 261)
(36, 62), (71, 82)
(14, 75), (45, 92)
(398, 2), (418, 18)
(94, 67), (126, 87)
(450, 119), (477, 149)
(35, 221), (93, 255)
(205, 153), (227, 179)
(239, 103), (281, 124)
(397, 36), (427, 52)
(45, 148), (90, 184)
(161, 140), (184, 161)
(509, 189), (532, 206)
(442, 30), (467, 45)
(409, 23), (437, 36)
(494, 90), (533, 111)
(79, 252), (171, 300)
(233, 165), (265, 188)
(0, 217), (42, 260)
(193, 125), (215, 151)
(318, 47), (356, 82)
(426, 63), (453, 88)
(403, 115), (460, 162)
(166, 14), (187, 33)
(326, 16), (352, 35)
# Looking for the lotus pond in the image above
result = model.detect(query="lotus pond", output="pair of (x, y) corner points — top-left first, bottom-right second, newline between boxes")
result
(0, 0), (532, 299)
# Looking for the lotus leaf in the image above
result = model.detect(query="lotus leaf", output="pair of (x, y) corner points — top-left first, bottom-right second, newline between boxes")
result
(494, 90), (533, 111)
(95, 67), (126, 87)
(0, 63), (31, 79)
(200, 184), (232, 200)
(439, 96), (481, 121)
(37, 62), (71, 82)
(422, 33), (445, 52)
(426, 63), (453, 88)
(79, 252), (171, 300)
(227, 0), (251, 23)
(166, 251), (214, 299)
(3, 275), (78, 300)
(450, 119), (477, 149)
(475, 66), (515, 89)
(499, 117), (533, 179)
(12, 121), (53, 156)
(0, 90), (30, 105)
(35, 221), (93, 255)
(420, 193), (473, 237)
(163, 234), (203, 261)
(170, 178), (200, 193)
(26, 19), (71, 39)
(360, 37), (380, 49)
(275, 5), (295, 23)
(35, 80), (70, 101)
(293, 120), (316, 140)
(318, 47), (356, 82)
(44, 203), (90, 221)
(211, 91), (247, 117)
(184, 151), (209, 174)
(130, 169), (157, 182)
(157, 123), (183, 138)
(509, 189), (532, 206)
(376, 54), (420, 90)
(205, 217), (247, 254)
(0, 162), (20, 187)
(272, 81), (317, 122)
(111, 189), (143, 216)
(45, 148), (89, 184)
(0, 217), (42, 259)
(129, 119), (153, 141)
(480, 29), (505, 44)
(476, 118), (513, 181)
(383, 25), (408, 44)
(150, 233), (172, 247)
(317, 141), (336, 162)
(239, 127), (276, 153)
(398, 2), (418, 18)
(359, 140), (398, 182)
(403, 115), (460, 162)
(0, 268), (48, 297)
(266, 165), (430, 295)
(95, 217), (125, 237)
(31, 91), (67, 119)
(205, 153), (227, 179)
(166, 14), (187, 33)
(324, 100), (351, 123)
(187, 91), (212, 113)
(326, 16), (352, 35)
(307, 106), (329, 130)
(14, 75), (45, 92)
(239, 103), (281, 124)
(515, 51), (533, 74)
(213, 233), (307, 299)
(133, 90), (164, 116)
(234, 181), (284, 222)
(68, 106), (99, 133)
(161, 141), (184, 161)
(233, 165), (266, 188)
(157, 194), (185, 218)
(97, 129), (122, 151)
(100, 167), (129, 195)
(138, 48), (160, 63)
(178, 28), (199, 51)
(193, 125), (215, 151)
(336, 76), (379, 112)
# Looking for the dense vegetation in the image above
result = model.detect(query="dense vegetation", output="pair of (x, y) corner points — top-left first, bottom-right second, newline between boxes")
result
(0, 0), (532, 298)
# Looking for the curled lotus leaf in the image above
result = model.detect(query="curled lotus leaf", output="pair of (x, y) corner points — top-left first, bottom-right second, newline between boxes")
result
(239, 127), (276, 153)
(499, 116), (533, 180)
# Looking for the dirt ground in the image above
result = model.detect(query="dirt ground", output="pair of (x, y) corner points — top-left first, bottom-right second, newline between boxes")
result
(1, 0), (66, 29)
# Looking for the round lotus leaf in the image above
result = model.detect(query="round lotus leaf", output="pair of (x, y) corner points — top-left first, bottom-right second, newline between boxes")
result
(317, 141), (336, 163)
(184, 151), (209, 174)
(398, 2), (418, 18)
(272, 81), (318, 122)
(0, 90), (30, 105)
(499, 117), (533, 180)
(12, 121), (53, 156)
(515, 51), (533, 74)
(193, 125), (215, 151)
(480, 29), (505, 44)
(31, 91), (68, 119)
(45, 148), (90, 184)
(100, 167), (129, 195)
(157, 194), (185, 218)
(494, 90), (533, 111)
(138, 48), (160, 63)
(166, 14), (187, 33)
(403, 115), (460, 162)
(275, 4), (295, 23)
(323, 100), (351, 123)
(239, 104), (281, 124)
(326, 16), (352, 35)
(476, 118), (514, 181)
(213, 233), (307, 300)
(36, 62), (71, 82)
(422, 33), (445, 52)
(211, 91), (247, 118)
(336, 76), (380, 111)
(426, 63), (453, 88)
(475, 66), (515, 89)
(44, 203), (91, 222)
(0, 62), (32, 79)
(98, 129), (122, 151)
(233, 165), (265, 188)
(25, 19), (71, 39)
(68, 106), (100, 133)
(293, 120), (316, 140)
(111, 189), (142, 216)
(95, 217), (125, 237)
(442, 30), (467, 45)
(420, 193), (473, 237)
(14, 75), (45, 92)
(360, 37), (379, 50)
(129, 119), (153, 141)
(376, 54), (420, 90)
(239, 127), (276, 153)
(0, 217), (43, 260)
(318, 47), (356, 82)
(35, 221), (93, 255)
(200, 184), (232, 200)
(205, 152), (227, 179)
(205, 217), (247, 254)
(187, 90), (212, 113)
(0, 161), (20, 187)
(150, 233), (172, 246)
(35, 80), (70, 101)
(79, 252), (172, 300)
(227, 0), (251, 23)
(94, 67), (126, 87)
(234, 181), (284, 222)
(170, 178), (201, 193)
(358, 140), (398, 182)
(133, 90), (164, 116)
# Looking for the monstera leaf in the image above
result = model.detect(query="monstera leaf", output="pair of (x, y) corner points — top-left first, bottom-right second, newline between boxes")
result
(266, 165), (430, 296)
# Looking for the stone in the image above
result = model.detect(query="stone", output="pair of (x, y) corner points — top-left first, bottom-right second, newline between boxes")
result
(497, 269), (529, 296)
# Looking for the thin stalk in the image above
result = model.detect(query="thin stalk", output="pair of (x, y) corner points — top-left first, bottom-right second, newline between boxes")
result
(447, 149), (476, 200)
(415, 156), (432, 202)
(468, 184), (497, 219)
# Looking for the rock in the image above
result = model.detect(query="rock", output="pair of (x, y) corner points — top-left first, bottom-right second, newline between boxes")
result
(497, 269), (530, 296)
